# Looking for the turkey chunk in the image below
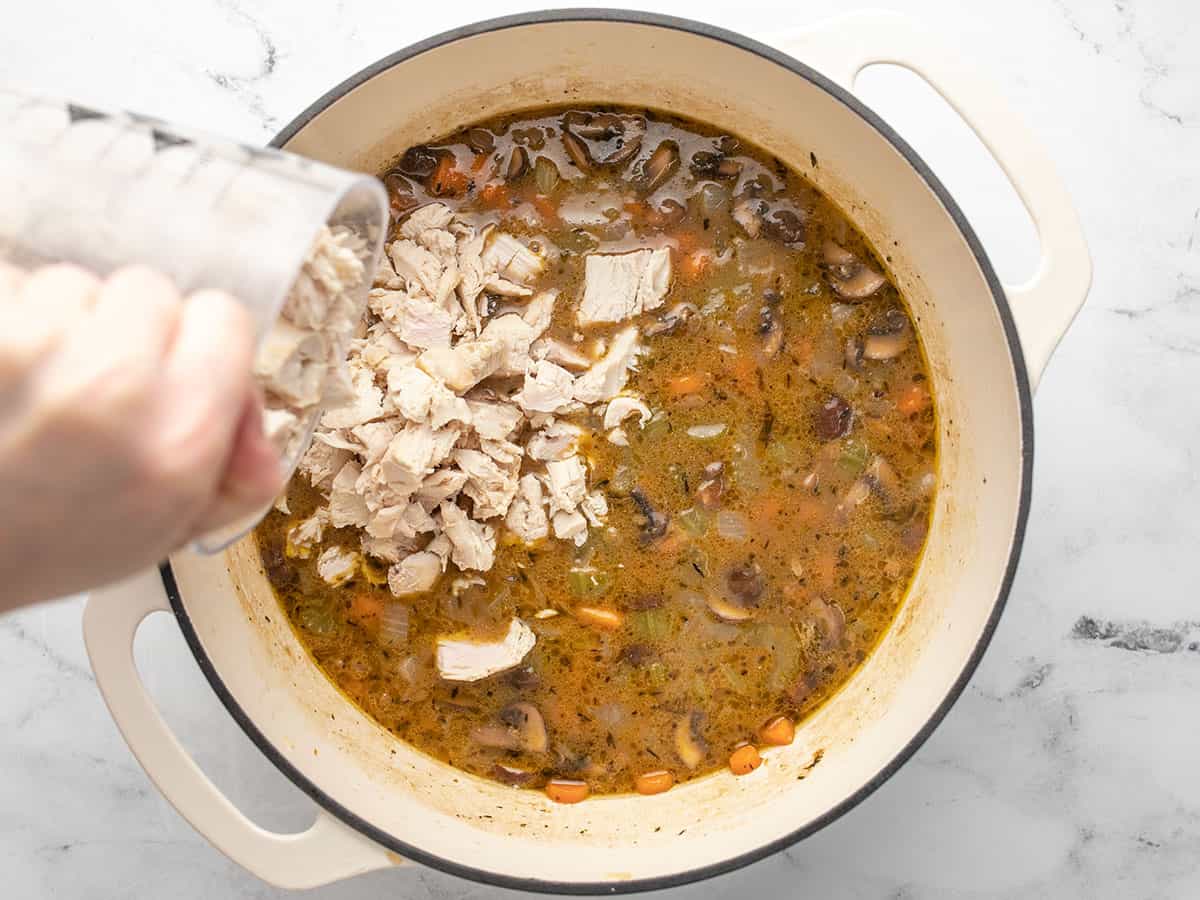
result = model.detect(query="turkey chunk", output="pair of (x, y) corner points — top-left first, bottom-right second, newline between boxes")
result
(453, 448), (519, 520)
(436, 619), (536, 682)
(466, 399), (523, 441)
(417, 339), (502, 392)
(439, 501), (497, 571)
(321, 365), (385, 429)
(299, 440), (350, 490)
(481, 232), (545, 284)
(316, 546), (359, 586)
(389, 239), (442, 297)
(387, 551), (442, 597)
(551, 509), (589, 545)
(578, 247), (672, 325)
(544, 456), (588, 515)
(517, 360), (577, 414)
(399, 203), (455, 239)
(380, 424), (460, 485)
(506, 474), (549, 544)
(526, 421), (583, 461)
(328, 461), (370, 528)
(396, 295), (455, 350)
(574, 326), (640, 403)
(253, 321), (326, 407)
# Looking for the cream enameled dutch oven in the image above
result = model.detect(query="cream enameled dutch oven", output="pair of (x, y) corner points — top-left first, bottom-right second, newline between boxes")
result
(83, 10), (1091, 893)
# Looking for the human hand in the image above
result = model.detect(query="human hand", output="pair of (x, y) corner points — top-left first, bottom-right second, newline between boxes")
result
(0, 262), (283, 609)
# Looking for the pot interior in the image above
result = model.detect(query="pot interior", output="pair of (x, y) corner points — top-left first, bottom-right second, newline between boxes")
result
(169, 17), (1027, 890)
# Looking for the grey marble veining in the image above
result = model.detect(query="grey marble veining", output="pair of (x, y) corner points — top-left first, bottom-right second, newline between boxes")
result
(1, 0), (1197, 897)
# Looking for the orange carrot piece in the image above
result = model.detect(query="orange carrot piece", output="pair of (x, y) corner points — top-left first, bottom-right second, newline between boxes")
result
(470, 152), (490, 172)
(666, 373), (706, 397)
(896, 383), (930, 416)
(681, 250), (711, 280)
(348, 592), (384, 626)
(729, 744), (762, 775)
(479, 182), (510, 209)
(531, 194), (559, 221)
(429, 155), (468, 197)
(758, 715), (795, 747)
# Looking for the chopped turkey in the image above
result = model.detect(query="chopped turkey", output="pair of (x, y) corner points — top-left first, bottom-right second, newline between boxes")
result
(544, 456), (588, 514)
(380, 423), (461, 486)
(505, 474), (550, 544)
(483, 274), (533, 298)
(321, 365), (384, 429)
(417, 339), (502, 392)
(532, 337), (591, 372)
(603, 394), (651, 430)
(395, 502), (439, 539)
(400, 203), (455, 239)
(479, 314), (538, 378)
(361, 531), (420, 564)
(254, 321), (326, 407)
(466, 399), (523, 441)
(580, 490), (609, 526)
(552, 509), (589, 545)
(286, 511), (327, 558)
(453, 448), (519, 520)
(526, 421), (583, 461)
(481, 232), (545, 284)
(299, 440), (350, 491)
(316, 546), (359, 586)
(436, 618), (536, 682)
(517, 360), (578, 414)
(328, 461), (370, 528)
(350, 421), (397, 465)
(522, 290), (558, 334)
(577, 247), (672, 325)
(387, 551), (443, 597)
(386, 364), (440, 420)
(389, 239), (443, 298)
(396, 295), (455, 349)
(416, 468), (469, 507)
(574, 327), (641, 403)
(439, 501), (497, 571)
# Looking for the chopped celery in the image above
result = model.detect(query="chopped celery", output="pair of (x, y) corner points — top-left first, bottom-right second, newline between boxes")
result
(640, 412), (671, 444)
(838, 438), (870, 476)
(677, 506), (709, 538)
(630, 608), (672, 643)
(298, 603), (336, 635)
(567, 568), (610, 599)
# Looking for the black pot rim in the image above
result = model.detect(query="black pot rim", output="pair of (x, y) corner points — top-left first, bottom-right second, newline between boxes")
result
(165, 7), (1034, 895)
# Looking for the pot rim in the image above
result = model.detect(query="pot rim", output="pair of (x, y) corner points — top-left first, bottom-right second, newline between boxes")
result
(165, 8), (1034, 894)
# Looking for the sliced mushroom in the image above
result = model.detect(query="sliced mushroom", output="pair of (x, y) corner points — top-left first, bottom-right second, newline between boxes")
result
(690, 149), (744, 180)
(807, 598), (846, 650)
(506, 146), (529, 181)
(675, 714), (707, 770)
(762, 207), (805, 245)
(814, 395), (853, 441)
(641, 140), (680, 194)
(726, 561), (765, 603)
(397, 145), (440, 179)
(465, 127), (494, 154)
(695, 461), (725, 510)
(499, 702), (548, 753)
(471, 724), (524, 751)
(823, 241), (886, 299)
(561, 128), (592, 174)
(863, 309), (911, 360)
(645, 302), (697, 337)
(630, 488), (669, 542)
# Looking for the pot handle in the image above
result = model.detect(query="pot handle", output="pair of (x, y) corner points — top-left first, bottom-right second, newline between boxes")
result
(82, 567), (402, 889)
(772, 11), (1092, 390)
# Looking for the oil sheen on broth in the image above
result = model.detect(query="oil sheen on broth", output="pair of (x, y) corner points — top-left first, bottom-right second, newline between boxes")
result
(256, 106), (937, 800)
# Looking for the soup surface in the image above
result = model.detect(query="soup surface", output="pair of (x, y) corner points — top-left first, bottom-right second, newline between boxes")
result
(257, 106), (936, 800)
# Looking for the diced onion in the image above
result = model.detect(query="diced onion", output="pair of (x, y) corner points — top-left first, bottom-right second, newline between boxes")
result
(715, 510), (749, 542)
(379, 603), (410, 646)
(687, 424), (727, 439)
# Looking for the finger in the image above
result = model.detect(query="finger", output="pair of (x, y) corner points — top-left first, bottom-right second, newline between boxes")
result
(188, 391), (285, 536)
(85, 266), (183, 372)
(0, 260), (27, 299)
(159, 288), (257, 494)
(11, 264), (101, 355)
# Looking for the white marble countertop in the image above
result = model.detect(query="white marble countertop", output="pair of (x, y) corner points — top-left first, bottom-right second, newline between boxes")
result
(2, 0), (1197, 897)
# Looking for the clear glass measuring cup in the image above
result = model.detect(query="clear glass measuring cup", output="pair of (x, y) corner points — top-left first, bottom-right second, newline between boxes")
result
(0, 88), (388, 552)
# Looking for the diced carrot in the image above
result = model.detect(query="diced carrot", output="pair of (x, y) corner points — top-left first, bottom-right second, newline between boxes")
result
(531, 194), (559, 221)
(758, 715), (795, 746)
(896, 383), (930, 416)
(545, 779), (589, 804)
(479, 182), (510, 209)
(574, 605), (624, 630)
(666, 373), (706, 397)
(728, 353), (760, 396)
(470, 152), (490, 172)
(729, 744), (762, 776)
(673, 230), (699, 253)
(348, 592), (384, 627)
(790, 336), (814, 369)
(635, 770), (675, 795)
(429, 155), (469, 197)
